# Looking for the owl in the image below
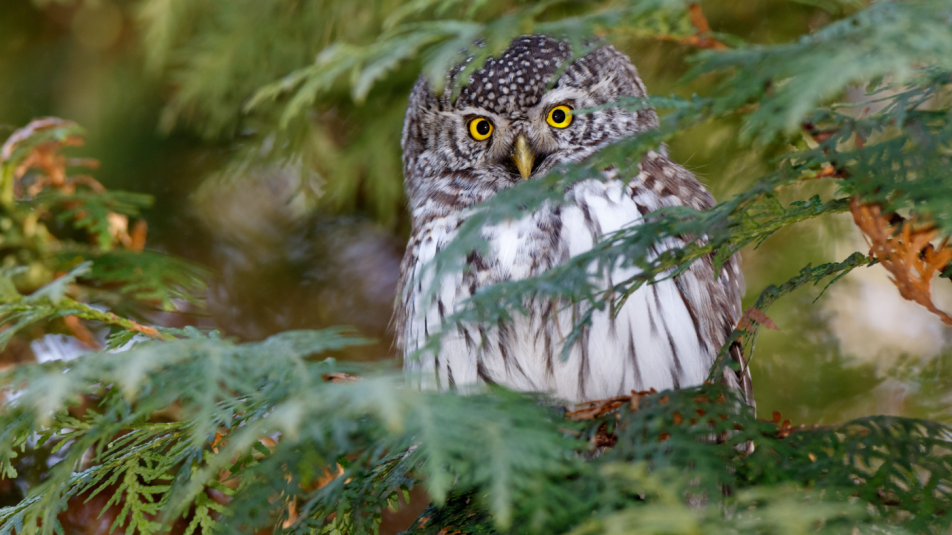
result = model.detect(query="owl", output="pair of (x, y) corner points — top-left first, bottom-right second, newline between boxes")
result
(395, 35), (752, 406)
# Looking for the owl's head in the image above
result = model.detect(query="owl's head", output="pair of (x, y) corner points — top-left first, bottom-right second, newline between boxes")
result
(401, 35), (658, 214)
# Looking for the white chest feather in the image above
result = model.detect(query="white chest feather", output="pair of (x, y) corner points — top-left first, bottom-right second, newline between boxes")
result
(402, 179), (713, 403)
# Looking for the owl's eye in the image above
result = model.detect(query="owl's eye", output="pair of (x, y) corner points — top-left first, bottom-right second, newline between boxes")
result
(546, 105), (574, 128)
(468, 117), (494, 141)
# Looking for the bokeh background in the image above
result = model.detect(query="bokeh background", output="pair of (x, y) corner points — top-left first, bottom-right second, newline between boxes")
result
(2, 0), (950, 428)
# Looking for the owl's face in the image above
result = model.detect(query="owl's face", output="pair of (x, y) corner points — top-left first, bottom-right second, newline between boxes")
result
(402, 35), (659, 215)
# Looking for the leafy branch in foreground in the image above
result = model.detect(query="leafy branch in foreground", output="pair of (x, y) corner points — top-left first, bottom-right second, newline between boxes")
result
(2, 327), (951, 534)
(0, 118), (208, 350)
(0, 262), (172, 348)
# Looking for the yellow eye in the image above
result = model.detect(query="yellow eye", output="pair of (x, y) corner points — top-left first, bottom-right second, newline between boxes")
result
(468, 117), (494, 141)
(546, 105), (573, 128)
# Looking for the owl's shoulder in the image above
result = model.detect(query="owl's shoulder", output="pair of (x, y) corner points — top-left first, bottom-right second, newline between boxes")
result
(628, 148), (743, 307)
(631, 149), (716, 211)
(630, 149), (751, 403)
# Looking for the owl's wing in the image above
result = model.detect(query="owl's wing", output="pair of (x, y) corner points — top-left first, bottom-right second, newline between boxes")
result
(629, 149), (753, 406)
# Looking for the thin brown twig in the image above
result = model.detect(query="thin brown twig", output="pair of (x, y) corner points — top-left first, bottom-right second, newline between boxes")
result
(76, 306), (167, 340)
(609, 2), (728, 50)
(124, 322), (162, 338)
(63, 315), (102, 349)
(566, 390), (657, 420)
(683, 3), (728, 50)
(653, 33), (728, 50)
(737, 307), (778, 332)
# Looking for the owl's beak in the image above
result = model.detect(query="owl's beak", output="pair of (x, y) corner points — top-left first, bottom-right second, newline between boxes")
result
(510, 135), (535, 180)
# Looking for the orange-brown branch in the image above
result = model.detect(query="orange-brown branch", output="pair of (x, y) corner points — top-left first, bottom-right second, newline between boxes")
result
(799, 122), (952, 324)
(850, 199), (952, 326)
(63, 315), (102, 349)
(95, 309), (166, 339)
(684, 3), (728, 50)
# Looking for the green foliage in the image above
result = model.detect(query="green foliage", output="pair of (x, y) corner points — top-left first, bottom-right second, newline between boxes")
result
(3, 328), (951, 534)
(408, 391), (952, 534)
(0, 119), (208, 322)
(2, 0), (952, 534)
(692, 1), (952, 140)
(887, 349), (952, 423)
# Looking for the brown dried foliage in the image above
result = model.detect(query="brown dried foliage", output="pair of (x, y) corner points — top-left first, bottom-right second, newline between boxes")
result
(0, 118), (147, 249)
(799, 121), (952, 326)
(0, 117), (103, 196)
(850, 199), (952, 326)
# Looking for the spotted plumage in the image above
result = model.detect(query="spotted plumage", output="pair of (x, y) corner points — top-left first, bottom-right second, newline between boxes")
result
(395, 35), (753, 406)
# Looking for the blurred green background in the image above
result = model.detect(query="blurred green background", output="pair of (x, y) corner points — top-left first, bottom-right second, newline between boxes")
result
(2, 0), (949, 425)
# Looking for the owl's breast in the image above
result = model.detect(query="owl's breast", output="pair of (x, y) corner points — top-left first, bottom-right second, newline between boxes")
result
(400, 177), (729, 403)
(472, 208), (566, 283)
